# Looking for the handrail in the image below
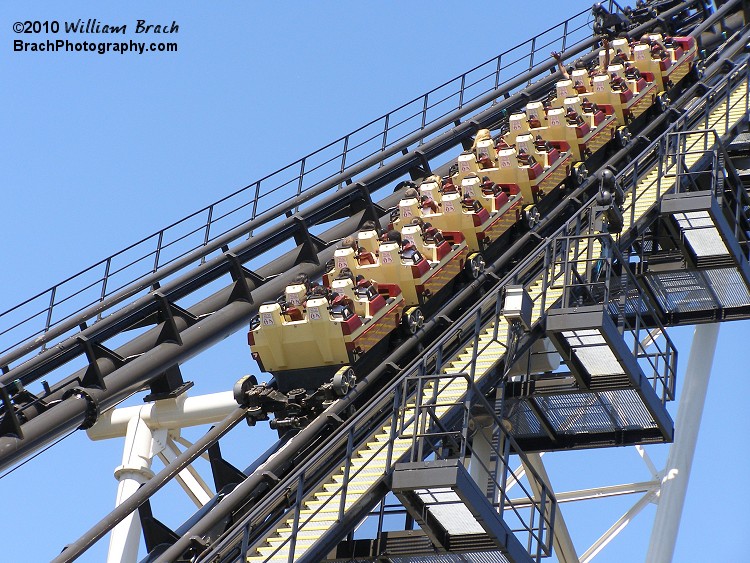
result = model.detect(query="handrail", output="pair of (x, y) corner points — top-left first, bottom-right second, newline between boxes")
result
(0, 6), (597, 369)
(205, 44), (750, 563)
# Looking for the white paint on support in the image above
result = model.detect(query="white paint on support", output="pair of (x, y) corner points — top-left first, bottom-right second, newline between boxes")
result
(88, 391), (237, 440)
(646, 323), (720, 563)
(469, 426), (494, 497)
(523, 453), (580, 563)
(581, 490), (659, 562)
(508, 479), (660, 507)
(89, 391), (239, 563)
(156, 438), (214, 507)
(107, 409), (159, 563)
(635, 445), (660, 480)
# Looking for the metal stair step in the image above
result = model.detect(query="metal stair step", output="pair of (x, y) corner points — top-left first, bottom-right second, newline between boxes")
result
(257, 535), (315, 551)
(321, 480), (376, 492)
(247, 555), (290, 563)
(307, 492), (362, 508)
(275, 521), (340, 535)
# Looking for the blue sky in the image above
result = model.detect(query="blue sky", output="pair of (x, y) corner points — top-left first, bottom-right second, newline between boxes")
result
(1, 1), (748, 561)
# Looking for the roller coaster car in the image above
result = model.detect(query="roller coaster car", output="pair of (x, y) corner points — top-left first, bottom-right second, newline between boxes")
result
(512, 97), (617, 161)
(393, 174), (522, 252)
(452, 129), (573, 209)
(633, 34), (696, 91)
(248, 280), (405, 393)
(588, 62), (658, 123)
(325, 220), (469, 308)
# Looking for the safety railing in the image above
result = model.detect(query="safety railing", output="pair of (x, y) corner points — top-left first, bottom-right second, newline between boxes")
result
(662, 128), (750, 256)
(399, 370), (556, 560)
(0, 5), (600, 366)
(619, 58), (750, 231)
(553, 233), (677, 403)
(212, 387), (407, 561)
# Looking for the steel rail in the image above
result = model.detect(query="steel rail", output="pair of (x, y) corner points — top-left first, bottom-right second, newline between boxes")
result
(0, 1), (720, 560)
(160, 21), (750, 563)
(0, 8), (601, 373)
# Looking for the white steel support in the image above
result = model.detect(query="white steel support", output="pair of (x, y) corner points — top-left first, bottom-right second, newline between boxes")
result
(523, 453), (580, 563)
(156, 438), (214, 507)
(89, 391), (239, 563)
(107, 410), (160, 563)
(646, 323), (720, 562)
(581, 489), (658, 562)
(508, 479), (660, 507)
(469, 426), (494, 496)
(88, 391), (238, 440)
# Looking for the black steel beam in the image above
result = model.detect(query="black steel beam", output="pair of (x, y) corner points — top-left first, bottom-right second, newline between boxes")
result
(515, 427), (668, 452)
(32, 3), (732, 560)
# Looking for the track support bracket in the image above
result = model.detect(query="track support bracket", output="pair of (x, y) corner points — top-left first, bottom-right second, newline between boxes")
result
(77, 336), (126, 390)
(291, 215), (326, 266)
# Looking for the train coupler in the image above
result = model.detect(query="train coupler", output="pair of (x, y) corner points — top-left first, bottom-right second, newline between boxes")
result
(233, 368), (356, 429)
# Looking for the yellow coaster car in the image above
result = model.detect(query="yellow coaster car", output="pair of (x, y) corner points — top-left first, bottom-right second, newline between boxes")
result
(405, 174), (524, 250)
(323, 221), (469, 307)
(632, 34), (697, 91)
(248, 279), (404, 386)
(507, 96), (618, 161)
(450, 129), (572, 223)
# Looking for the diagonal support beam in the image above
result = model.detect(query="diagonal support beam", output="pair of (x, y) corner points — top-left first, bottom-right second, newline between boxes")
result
(581, 490), (658, 563)
(77, 336), (126, 390)
(291, 215), (326, 266)
(157, 438), (213, 507)
(152, 294), (199, 347)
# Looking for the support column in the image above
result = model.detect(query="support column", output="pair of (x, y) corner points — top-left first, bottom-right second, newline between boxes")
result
(107, 409), (160, 563)
(469, 426), (494, 496)
(524, 453), (579, 563)
(646, 323), (720, 563)
(89, 391), (238, 562)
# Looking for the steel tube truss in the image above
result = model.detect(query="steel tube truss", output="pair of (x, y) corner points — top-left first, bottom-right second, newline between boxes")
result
(168, 37), (746, 556)
(0, 0), (716, 476)
(10, 2), (750, 561)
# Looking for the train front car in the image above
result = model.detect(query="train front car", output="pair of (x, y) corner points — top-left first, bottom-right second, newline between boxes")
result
(246, 275), (405, 429)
